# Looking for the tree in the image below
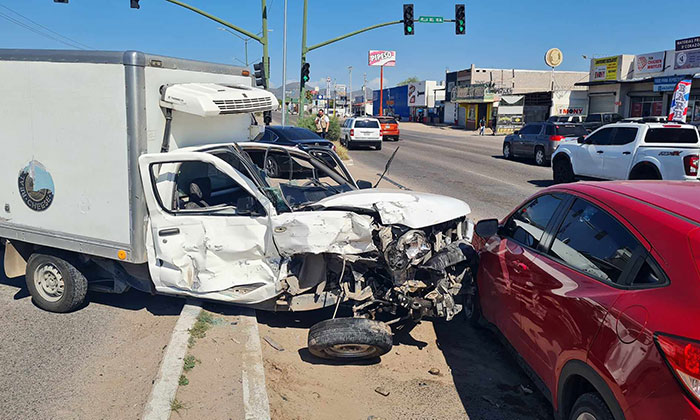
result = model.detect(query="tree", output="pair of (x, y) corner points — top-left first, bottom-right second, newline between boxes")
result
(397, 76), (420, 86)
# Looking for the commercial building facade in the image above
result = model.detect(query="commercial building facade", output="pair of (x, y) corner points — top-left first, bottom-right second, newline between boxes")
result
(443, 64), (589, 133)
(371, 80), (444, 121)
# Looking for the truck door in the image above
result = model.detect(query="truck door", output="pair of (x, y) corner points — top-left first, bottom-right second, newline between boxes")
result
(138, 152), (281, 302)
(602, 127), (638, 179)
(576, 127), (613, 178)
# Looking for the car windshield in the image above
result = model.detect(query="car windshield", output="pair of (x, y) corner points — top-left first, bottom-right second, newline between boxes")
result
(241, 146), (355, 211)
(644, 127), (699, 144)
(556, 125), (587, 136)
(355, 120), (380, 128)
(276, 127), (322, 140)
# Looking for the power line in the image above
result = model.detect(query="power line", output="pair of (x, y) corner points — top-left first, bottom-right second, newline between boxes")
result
(0, 4), (91, 50)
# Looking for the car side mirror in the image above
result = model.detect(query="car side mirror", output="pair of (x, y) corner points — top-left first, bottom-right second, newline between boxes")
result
(577, 136), (585, 144)
(356, 180), (373, 189)
(236, 196), (259, 216)
(475, 218), (499, 238)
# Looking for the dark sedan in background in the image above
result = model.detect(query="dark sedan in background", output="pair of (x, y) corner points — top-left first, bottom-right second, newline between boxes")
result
(257, 126), (335, 150)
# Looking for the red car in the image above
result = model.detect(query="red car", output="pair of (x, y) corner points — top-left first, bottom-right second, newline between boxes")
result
(376, 116), (400, 141)
(470, 181), (700, 420)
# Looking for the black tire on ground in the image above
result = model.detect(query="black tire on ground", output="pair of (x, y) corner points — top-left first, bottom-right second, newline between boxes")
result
(569, 392), (614, 420)
(535, 147), (548, 167)
(345, 137), (353, 150)
(462, 282), (484, 327)
(503, 142), (513, 159)
(394, 136), (400, 142)
(25, 252), (88, 313)
(308, 317), (393, 360)
(375, 141), (382, 150)
(553, 157), (575, 184)
(629, 165), (662, 180)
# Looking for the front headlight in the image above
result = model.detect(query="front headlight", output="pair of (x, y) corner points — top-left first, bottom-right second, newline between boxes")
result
(399, 230), (430, 261)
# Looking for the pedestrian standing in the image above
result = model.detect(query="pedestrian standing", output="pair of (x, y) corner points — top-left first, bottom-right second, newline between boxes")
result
(315, 109), (330, 138)
(479, 117), (486, 136)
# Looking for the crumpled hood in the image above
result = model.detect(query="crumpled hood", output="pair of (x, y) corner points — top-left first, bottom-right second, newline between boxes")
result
(314, 189), (471, 228)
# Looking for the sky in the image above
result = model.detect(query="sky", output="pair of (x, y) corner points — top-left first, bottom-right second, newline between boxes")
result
(2, 0), (700, 91)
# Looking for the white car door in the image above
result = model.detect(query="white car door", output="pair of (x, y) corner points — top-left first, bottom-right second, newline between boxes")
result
(575, 127), (613, 178)
(602, 127), (638, 179)
(138, 151), (282, 302)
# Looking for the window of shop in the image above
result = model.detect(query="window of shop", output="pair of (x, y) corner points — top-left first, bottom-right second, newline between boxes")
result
(686, 96), (700, 124)
(630, 96), (663, 117)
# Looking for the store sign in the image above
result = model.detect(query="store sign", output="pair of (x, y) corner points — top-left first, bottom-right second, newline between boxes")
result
(635, 51), (665, 74)
(668, 79), (692, 122)
(591, 56), (620, 81)
(368, 50), (396, 67)
(654, 75), (689, 92)
(557, 107), (585, 115)
(676, 36), (700, 51)
(674, 49), (700, 70)
(407, 82), (427, 107)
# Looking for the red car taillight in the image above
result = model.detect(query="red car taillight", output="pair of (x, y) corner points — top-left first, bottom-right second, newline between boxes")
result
(655, 334), (700, 404)
(684, 155), (698, 176)
(549, 135), (565, 141)
(350, 129), (354, 136)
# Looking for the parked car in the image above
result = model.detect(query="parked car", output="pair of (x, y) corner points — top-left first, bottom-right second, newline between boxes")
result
(257, 126), (335, 150)
(340, 117), (382, 150)
(375, 116), (400, 141)
(551, 122), (700, 183)
(503, 122), (588, 166)
(470, 181), (700, 420)
(547, 115), (585, 123)
(584, 113), (623, 132)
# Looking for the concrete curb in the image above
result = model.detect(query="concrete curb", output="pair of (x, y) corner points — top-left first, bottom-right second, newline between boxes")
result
(142, 300), (202, 420)
(239, 308), (270, 420)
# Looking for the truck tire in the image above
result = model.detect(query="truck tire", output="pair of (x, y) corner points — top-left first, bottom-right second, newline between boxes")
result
(629, 164), (661, 180)
(503, 142), (513, 159)
(553, 157), (575, 184)
(26, 252), (88, 313)
(308, 317), (393, 360)
(569, 392), (614, 420)
(535, 147), (548, 166)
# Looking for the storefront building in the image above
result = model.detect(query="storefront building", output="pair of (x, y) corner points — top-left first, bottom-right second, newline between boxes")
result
(407, 80), (445, 123)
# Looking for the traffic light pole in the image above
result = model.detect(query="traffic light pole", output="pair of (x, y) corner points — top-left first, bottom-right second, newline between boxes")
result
(298, 0), (309, 117)
(164, 0), (270, 88)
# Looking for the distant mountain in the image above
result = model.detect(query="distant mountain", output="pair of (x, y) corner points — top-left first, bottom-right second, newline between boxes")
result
(270, 82), (300, 101)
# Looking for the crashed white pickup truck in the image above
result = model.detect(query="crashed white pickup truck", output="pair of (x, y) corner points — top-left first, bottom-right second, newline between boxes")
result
(0, 50), (476, 360)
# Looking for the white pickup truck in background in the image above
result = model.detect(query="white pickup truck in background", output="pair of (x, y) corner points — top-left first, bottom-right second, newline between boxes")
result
(551, 122), (700, 183)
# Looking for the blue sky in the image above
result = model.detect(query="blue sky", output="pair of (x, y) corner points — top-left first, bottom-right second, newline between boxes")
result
(2, 0), (700, 90)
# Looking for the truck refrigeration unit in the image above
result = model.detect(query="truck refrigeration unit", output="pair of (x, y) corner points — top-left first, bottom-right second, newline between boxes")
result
(0, 50), (477, 360)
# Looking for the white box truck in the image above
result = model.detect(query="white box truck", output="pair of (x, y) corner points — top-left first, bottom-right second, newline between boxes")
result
(1, 49), (477, 360)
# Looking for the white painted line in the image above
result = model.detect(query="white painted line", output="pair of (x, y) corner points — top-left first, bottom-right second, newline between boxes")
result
(238, 308), (270, 420)
(142, 300), (202, 420)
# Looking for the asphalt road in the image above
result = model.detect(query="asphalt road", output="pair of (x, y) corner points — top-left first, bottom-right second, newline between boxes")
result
(349, 123), (553, 221)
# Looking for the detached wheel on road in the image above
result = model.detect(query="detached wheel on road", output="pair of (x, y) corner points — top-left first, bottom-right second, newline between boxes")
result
(503, 142), (513, 159)
(308, 317), (393, 360)
(534, 147), (548, 167)
(553, 157), (575, 184)
(569, 393), (614, 420)
(26, 253), (88, 313)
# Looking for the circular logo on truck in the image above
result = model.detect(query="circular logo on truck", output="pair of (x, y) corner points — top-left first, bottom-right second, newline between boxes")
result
(18, 160), (55, 212)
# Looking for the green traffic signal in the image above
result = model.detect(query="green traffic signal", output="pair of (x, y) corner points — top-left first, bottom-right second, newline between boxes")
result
(407, 26), (413, 33)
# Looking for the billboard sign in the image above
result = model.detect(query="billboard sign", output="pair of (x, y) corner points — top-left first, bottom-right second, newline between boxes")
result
(591, 56), (620, 81)
(407, 81), (427, 106)
(368, 50), (396, 67)
(668, 78), (693, 123)
(634, 51), (665, 74)
(674, 49), (700, 70)
(676, 36), (700, 51)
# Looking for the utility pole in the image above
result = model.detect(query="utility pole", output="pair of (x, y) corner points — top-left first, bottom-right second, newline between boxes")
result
(261, 0), (269, 89)
(348, 66), (352, 117)
(217, 27), (251, 66)
(363, 73), (367, 115)
(281, 0), (288, 126)
(298, 0), (309, 116)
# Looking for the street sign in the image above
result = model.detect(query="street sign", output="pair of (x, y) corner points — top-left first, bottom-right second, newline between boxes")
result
(419, 16), (443, 23)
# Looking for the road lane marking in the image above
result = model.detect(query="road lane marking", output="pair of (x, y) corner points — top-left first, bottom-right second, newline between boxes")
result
(143, 300), (202, 420)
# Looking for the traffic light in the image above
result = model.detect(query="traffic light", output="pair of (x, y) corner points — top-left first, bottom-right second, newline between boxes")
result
(253, 61), (267, 89)
(300, 62), (310, 88)
(403, 4), (414, 35)
(263, 111), (272, 126)
(455, 4), (466, 35)
(130, 0), (140, 8)
(53, 0), (69, 3)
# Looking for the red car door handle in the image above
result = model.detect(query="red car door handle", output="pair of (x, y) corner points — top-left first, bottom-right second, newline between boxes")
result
(510, 261), (529, 273)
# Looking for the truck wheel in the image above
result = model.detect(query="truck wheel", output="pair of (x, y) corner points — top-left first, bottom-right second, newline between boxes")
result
(629, 164), (661, 180)
(535, 147), (548, 166)
(553, 157), (575, 184)
(503, 143), (513, 159)
(26, 253), (88, 313)
(308, 317), (393, 360)
(569, 393), (614, 420)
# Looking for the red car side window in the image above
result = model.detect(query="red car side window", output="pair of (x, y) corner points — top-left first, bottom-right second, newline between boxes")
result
(502, 194), (564, 249)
